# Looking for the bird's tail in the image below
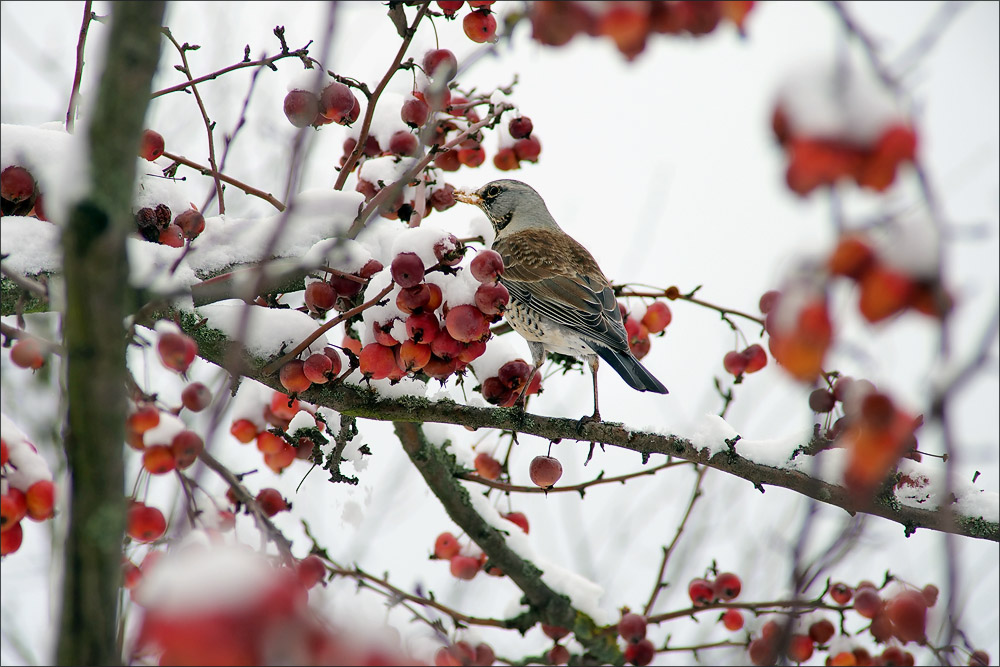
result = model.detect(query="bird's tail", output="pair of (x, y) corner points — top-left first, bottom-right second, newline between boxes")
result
(592, 345), (668, 394)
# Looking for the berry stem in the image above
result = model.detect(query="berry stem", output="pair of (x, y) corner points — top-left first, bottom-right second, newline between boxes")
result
(459, 459), (692, 494)
(161, 150), (286, 211)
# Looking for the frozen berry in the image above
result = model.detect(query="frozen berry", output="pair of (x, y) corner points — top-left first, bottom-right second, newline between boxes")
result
(284, 89), (320, 128)
(528, 455), (562, 488)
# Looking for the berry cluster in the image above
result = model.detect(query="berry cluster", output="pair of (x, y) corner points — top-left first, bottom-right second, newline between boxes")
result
(623, 300), (672, 360)
(479, 358), (542, 407)
(229, 390), (327, 474)
(434, 640), (496, 666)
(775, 112), (918, 196)
(722, 343), (767, 378)
(746, 579), (980, 667)
(687, 571), (743, 606)
(283, 81), (360, 129)
(134, 203), (206, 247)
(618, 612), (655, 666)
(828, 234), (950, 323)
(1, 426), (57, 557)
(759, 286), (833, 384)
(530, 1), (755, 60)
(493, 115), (542, 172)
(1, 164), (44, 219)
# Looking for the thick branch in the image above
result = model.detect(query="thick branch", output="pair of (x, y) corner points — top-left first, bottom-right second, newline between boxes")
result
(392, 421), (622, 663)
(57, 3), (166, 666)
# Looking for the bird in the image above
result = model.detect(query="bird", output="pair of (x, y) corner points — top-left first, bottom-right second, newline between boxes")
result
(454, 179), (667, 423)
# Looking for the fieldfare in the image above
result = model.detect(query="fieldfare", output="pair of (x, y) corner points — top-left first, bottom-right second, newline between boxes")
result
(454, 179), (667, 422)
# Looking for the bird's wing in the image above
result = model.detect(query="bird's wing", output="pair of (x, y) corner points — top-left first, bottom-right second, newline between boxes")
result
(494, 229), (631, 352)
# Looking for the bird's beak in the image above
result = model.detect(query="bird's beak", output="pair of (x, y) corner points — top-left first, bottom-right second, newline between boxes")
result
(453, 189), (482, 206)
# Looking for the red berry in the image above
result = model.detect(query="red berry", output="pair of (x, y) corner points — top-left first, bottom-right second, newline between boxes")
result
(542, 625), (569, 641)
(389, 130), (418, 157)
(320, 82), (357, 123)
(230, 419), (258, 443)
(142, 445), (176, 475)
(470, 249), (505, 283)
(279, 359), (312, 394)
(721, 609), (744, 631)
(474, 452), (502, 480)
(445, 305), (490, 343)
(256, 431), (285, 454)
(296, 554), (327, 589)
(759, 290), (780, 314)
(473, 643), (495, 667)
(619, 612), (647, 642)
(786, 634), (814, 663)
(398, 284), (432, 314)
(853, 586), (882, 619)
(430, 329), (464, 362)
(458, 145), (486, 167)
(714, 572), (742, 600)
(829, 582), (853, 605)
(513, 136), (541, 162)
(174, 209), (205, 239)
(641, 301), (672, 333)
(970, 651), (991, 666)
(305, 281), (337, 312)
(283, 89), (320, 128)
(255, 488), (290, 517)
(742, 344), (767, 373)
(623, 638), (654, 666)
(503, 511), (529, 534)
(127, 503), (167, 542)
(157, 332), (197, 373)
(323, 346), (344, 375)
(391, 252), (425, 288)
(406, 312), (441, 343)
(303, 352), (334, 384)
(436, 1), (465, 16)
(10, 337), (44, 370)
(688, 578), (714, 606)
(723, 350), (747, 376)
(528, 455), (562, 488)
(808, 618), (835, 644)
(434, 148), (461, 171)
(1, 488), (28, 531)
(449, 554), (481, 580)
(25, 480), (56, 521)
(0, 522), (22, 555)
(749, 638), (778, 667)
(886, 590), (927, 642)
(139, 129), (165, 161)
(508, 116), (533, 139)
(1, 165), (36, 206)
(329, 272), (364, 298)
(547, 645), (570, 665)
(921, 584), (939, 607)
(399, 341), (432, 371)
(808, 388), (836, 412)
(423, 48), (458, 81)
(434, 531), (461, 559)
(474, 282), (510, 317)
(463, 8), (498, 42)
(171, 430), (204, 469)
(430, 184), (457, 211)
(467, 1), (495, 6)
(181, 382), (212, 412)
(359, 343), (398, 380)
(493, 147), (519, 171)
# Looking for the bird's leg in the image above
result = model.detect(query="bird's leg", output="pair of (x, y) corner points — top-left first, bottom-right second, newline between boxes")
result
(515, 341), (546, 411)
(579, 356), (604, 464)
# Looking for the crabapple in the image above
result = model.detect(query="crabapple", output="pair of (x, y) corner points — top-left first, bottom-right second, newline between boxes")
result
(743, 344), (767, 373)
(25, 480), (55, 521)
(319, 82), (357, 123)
(296, 555), (327, 589)
(829, 582), (853, 605)
(508, 116), (533, 139)
(423, 48), (458, 81)
(624, 638), (655, 666)
(474, 282), (509, 317)
(503, 511), (529, 534)
(714, 572), (742, 600)
(303, 352), (334, 384)
(158, 224), (184, 247)
(688, 578), (714, 606)
(434, 531), (461, 559)
(547, 645), (570, 665)
(619, 612), (647, 642)
(157, 332), (197, 373)
(127, 503), (167, 542)
(389, 130), (418, 157)
(398, 284), (432, 314)
(542, 625), (569, 641)
(391, 252), (425, 287)
(463, 8), (497, 42)
(283, 89), (320, 128)
(470, 249), (504, 283)
(723, 350), (748, 376)
(514, 136), (541, 162)
(1, 165), (35, 205)
(853, 586), (882, 619)
(398, 340), (432, 371)
(10, 337), (44, 369)
(142, 445), (176, 474)
(171, 430), (204, 469)
(255, 488), (290, 517)
(786, 635), (814, 663)
(641, 301), (672, 333)
(230, 419), (258, 443)
(449, 555), (480, 580)
(174, 209), (205, 239)
(401, 97), (430, 128)
(528, 455), (562, 488)
(279, 359), (312, 394)
(437, 1), (464, 16)
(809, 618), (835, 644)
(445, 305), (490, 342)
(474, 452), (502, 480)
(493, 147), (519, 171)
(721, 609), (744, 631)
(139, 129), (165, 161)
(359, 343), (398, 380)
(181, 382), (212, 412)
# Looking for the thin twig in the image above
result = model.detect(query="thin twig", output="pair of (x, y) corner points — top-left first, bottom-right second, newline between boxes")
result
(643, 466), (707, 616)
(162, 28), (226, 213)
(150, 43), (313, 98)
(458, 459), (691, 495)
(161, 150), (286, 211)
(334, 2), (431, 190)
(65, 1), (94, 133)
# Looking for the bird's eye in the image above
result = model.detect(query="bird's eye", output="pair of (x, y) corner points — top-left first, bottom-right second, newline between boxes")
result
(486, 185), (502, 199)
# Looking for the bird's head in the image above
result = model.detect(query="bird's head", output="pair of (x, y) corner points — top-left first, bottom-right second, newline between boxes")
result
(454, 179), (558, 237)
